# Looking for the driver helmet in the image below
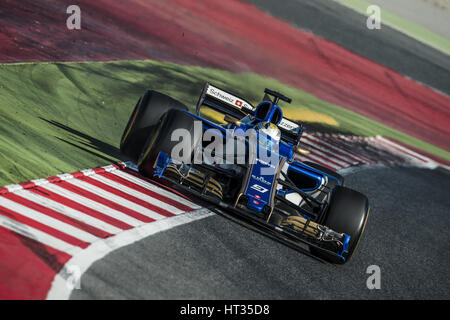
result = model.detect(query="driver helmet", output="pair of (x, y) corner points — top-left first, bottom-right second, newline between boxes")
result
(255, 121), (281, 148)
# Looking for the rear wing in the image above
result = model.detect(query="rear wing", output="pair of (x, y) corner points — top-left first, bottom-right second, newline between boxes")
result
(196, 83), (304, 145)
(196, 83), (255, 120)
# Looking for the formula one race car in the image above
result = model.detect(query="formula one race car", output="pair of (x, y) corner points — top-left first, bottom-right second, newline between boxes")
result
(120, 83), (370, 264)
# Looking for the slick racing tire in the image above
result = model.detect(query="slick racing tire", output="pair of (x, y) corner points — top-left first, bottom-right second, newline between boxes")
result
(302, 161), (344, 186)
(138, 109), (201, 176)
(311, 186), (369, 264)
(120, 90), (188, 162)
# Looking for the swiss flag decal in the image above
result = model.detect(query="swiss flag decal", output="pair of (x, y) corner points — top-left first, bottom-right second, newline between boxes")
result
(235, 100), (243, 107)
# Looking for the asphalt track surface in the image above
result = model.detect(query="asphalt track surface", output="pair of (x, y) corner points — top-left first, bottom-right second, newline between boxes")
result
(70, 167), (450, 299)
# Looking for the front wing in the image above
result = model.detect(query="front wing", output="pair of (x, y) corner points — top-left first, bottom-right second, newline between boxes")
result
(149, 152), (351, 263)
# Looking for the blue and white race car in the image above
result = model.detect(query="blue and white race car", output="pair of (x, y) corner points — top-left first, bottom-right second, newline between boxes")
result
(120, 83), (370, 264)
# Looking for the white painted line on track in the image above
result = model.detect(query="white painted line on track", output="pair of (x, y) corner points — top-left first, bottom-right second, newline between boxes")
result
(46, 207), (214, 300)
(374, 136), (431, 163)
(373, 136), (435, 164)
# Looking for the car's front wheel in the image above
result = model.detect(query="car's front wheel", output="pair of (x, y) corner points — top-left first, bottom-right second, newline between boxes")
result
(311, 186), (369, 264)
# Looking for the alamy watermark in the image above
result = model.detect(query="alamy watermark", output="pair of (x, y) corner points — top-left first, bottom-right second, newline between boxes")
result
(167, 122), (280, 176)
(366, 265), (381, 290)
(366, 5), (382, 30)
(66, 5), (81, 30)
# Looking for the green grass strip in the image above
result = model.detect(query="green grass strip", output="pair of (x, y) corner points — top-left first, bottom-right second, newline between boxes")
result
(335, 0), (450, 55)
(0, 59), (448, 186)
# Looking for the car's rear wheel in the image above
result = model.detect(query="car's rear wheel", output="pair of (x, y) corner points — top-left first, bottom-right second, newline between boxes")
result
(120, 90), (188, 162)
(138, 109), (201, 176)
(311, 186), (369, 264)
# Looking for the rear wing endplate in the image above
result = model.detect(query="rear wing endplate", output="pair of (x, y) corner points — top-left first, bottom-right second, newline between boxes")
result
(278, 118), (304, 145)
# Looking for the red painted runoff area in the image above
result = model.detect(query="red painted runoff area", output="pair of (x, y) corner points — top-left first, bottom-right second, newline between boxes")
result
(1, 0), (449, 152)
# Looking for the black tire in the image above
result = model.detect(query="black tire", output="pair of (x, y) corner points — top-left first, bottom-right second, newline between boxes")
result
(303, 161), (344, 186)
(138, 109), (201, 176)
(311, 186), (369, 264)
(120, 90), (188, 162)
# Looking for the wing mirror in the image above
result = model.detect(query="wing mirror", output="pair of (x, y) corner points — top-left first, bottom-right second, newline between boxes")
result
(293, 145), (310, 156)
